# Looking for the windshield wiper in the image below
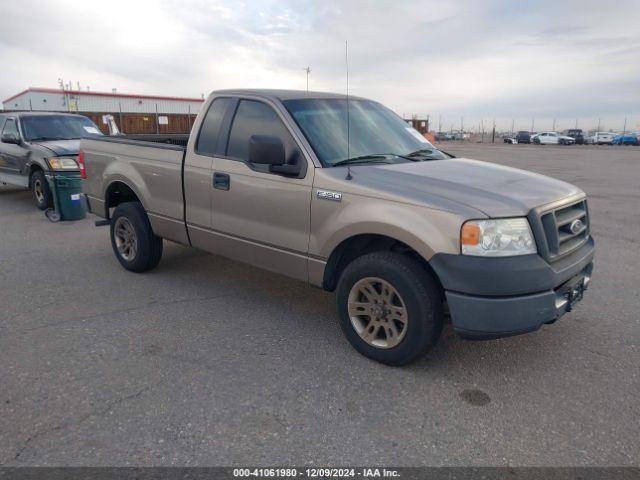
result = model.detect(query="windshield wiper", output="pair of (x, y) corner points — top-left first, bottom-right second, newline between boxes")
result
(406, 148), (456, 159)
(332, 154), (395, 167)
(405, 148), (440, 158)
(29, 136), (72, 142)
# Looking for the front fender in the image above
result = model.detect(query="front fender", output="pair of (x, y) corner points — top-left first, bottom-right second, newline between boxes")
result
(310, 196), (464, 262)
(25, 154), (47, 176)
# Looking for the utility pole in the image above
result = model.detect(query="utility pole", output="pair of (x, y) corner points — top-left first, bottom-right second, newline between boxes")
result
(531, 117), (535, 133)
(622, 117), (627, 136)
(303, 66), (311, 92)
(492, 118), (496, 143)
(58, 77), (69, 111)
(438, 115), (442, 133)
(155, 103), (159, 134)
(552, 118), (556, 131)
(597, 118), (601, 132)
(460, 116), (464, 141)
(511, 119), (514, 136)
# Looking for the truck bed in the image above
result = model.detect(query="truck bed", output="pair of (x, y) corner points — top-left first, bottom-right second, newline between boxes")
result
(81, 136), (188, 243)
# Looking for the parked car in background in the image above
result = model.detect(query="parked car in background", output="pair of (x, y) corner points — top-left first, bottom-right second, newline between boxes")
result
(0, 112), (103, 209)
(611, 134), (639, 146)
(533, 132), (576, 145)
(503, 136), (517, 144)
(563, 129), (585, 145)
(515, 131), (531, 143)
(81, 88), (595, 365)
(585, 132), (615, 145)
(450, 132), (468, 141)
(435, 132), (454, 141)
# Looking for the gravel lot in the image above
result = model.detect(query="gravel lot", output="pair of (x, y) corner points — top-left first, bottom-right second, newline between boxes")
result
(0, 143), (638, 466)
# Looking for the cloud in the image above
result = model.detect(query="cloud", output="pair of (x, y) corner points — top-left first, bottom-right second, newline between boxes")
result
(1, 0), (638, 130)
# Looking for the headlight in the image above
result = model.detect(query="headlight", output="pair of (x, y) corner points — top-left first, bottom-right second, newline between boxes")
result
(461, 218), (536, 257)
(48, 157), (79, 170)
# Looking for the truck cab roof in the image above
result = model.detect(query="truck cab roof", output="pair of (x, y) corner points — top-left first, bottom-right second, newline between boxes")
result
(0, 111), (88, 119)
(209, 89), (366, 102)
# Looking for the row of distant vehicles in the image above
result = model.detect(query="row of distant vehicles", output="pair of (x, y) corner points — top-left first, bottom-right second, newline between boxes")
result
(504, 129), (639, 146)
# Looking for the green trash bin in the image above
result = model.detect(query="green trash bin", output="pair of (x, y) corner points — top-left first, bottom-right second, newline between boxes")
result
(54, 174), (86, 221)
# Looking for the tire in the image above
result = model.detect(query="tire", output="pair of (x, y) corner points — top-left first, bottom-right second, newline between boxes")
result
(30, 170), (52, 210)
(336, 252), (443, 366)
(110, 202), (163, 272)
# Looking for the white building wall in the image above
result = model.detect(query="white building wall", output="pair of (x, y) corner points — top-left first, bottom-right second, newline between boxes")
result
(3, 90), (204, 114)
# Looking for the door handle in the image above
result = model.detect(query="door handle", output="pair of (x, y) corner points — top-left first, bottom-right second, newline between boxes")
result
(213, 172), (230, 190)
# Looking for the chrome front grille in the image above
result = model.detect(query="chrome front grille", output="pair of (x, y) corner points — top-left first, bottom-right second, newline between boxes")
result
(540, 199), (590, 260)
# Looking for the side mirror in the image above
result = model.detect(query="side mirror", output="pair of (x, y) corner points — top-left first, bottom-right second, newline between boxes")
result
(1, 132), (20, 145)
(249, 135), (285, 166)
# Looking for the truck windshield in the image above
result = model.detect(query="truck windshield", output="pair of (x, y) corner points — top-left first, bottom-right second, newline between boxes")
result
(20, 115), (103, 141)
(283, 98), (446, 166)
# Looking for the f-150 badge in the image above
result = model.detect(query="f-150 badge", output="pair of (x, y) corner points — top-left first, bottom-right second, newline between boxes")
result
(317, 190), (342, 202)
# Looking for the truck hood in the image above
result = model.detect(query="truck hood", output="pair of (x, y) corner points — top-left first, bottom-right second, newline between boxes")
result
(348, 158), (583, 217)
(31, 139), (80, 156)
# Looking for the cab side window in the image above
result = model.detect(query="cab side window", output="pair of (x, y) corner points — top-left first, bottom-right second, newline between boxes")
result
(226, 100), (299, 167)
(2, 118), (19, 139)
(195, 97), (233, 156)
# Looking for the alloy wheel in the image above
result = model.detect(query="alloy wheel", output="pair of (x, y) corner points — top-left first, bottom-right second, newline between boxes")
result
(33, 179), (44, 204)
(347, 277), (408, 349)
(114, 217), (138, 261)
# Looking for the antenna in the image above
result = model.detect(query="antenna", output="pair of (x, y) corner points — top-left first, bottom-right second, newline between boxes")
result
(303, 66), (311, 92)
(345, 40), (352, 180)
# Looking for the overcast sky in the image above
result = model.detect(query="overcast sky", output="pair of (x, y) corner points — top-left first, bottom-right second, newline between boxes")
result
(1, 0), (639, 131)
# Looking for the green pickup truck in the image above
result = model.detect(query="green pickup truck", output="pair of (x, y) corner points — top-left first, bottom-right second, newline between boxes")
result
(0, 112), (102, 210)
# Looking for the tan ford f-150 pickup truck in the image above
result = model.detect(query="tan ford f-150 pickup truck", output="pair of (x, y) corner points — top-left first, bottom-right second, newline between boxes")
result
(81, 89), (594, 365)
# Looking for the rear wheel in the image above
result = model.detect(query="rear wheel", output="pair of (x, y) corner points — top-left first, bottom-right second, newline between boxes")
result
(110, 202), (163, 272)
(31, 170), (52, 210)
(336, 252), (443, 366)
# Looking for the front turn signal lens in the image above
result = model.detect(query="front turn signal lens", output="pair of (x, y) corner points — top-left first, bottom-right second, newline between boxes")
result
(461, 223), (481, 245)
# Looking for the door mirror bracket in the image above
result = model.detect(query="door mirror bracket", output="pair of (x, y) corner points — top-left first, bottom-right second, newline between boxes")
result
(269, 163), (301, 176)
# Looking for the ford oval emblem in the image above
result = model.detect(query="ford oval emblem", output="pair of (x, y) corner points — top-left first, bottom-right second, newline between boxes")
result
(569, 219), (584, 235)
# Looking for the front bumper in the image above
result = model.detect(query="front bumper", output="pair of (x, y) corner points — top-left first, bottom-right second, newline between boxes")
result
(430, 238), (595, 339)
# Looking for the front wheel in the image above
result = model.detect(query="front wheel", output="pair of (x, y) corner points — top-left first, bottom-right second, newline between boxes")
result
(31, 170), (53, 210)
(336, 252), (443, 366)
(110, 202), (163, 272)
